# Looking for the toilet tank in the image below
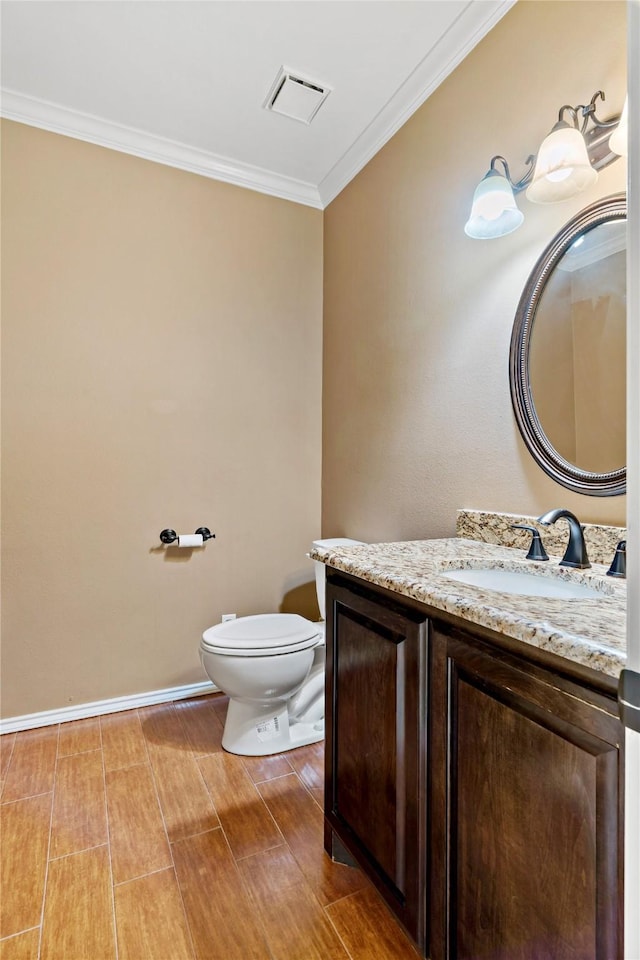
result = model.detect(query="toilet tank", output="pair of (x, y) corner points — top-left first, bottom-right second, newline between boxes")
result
(312, 538), (364, 621)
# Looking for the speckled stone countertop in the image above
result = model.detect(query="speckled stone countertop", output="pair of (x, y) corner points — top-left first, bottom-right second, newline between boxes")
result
(309, 538), (626, 679)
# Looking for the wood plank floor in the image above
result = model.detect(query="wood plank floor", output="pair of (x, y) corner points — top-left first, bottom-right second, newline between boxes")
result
(0, 695), (420, 959)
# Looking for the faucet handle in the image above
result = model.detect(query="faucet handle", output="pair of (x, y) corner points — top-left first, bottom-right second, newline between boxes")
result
(511, 524), (549, 562)
(606, 540), (626, 579)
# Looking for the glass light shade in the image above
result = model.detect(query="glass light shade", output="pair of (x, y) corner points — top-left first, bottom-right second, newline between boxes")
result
(609, 96), (628, 157)
(464, 170), (524, 239)
(526, 122), (597, 204)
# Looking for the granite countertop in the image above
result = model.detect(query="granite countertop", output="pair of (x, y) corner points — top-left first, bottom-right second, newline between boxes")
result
(309, 538), (626, 679)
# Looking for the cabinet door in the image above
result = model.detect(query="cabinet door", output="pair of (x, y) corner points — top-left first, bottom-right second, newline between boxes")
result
(325, 576), (428, 949)
(430, 622), (623, 960)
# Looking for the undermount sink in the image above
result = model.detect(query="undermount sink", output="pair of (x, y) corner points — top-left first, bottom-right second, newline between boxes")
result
(441, 567), (604, 599)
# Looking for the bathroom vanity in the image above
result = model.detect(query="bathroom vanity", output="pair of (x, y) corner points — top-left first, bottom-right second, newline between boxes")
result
(314, 536), (626, 960)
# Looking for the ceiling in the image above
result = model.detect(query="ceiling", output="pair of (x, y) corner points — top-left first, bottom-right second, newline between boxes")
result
(0, 0), (514, 208)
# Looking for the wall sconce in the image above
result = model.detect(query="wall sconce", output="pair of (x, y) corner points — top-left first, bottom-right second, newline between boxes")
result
(465, 91), (624, 239)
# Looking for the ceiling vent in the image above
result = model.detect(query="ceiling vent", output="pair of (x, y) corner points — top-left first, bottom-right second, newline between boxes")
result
(264, 67), (330, 124)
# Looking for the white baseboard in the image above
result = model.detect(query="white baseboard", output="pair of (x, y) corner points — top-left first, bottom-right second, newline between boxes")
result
(0, 680), (219, 735)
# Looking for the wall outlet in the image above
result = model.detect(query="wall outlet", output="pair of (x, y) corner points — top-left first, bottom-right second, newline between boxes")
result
(221, 614), (236, 622)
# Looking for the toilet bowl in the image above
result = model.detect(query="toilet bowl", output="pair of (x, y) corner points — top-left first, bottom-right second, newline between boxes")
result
(199, 537), (363, 756)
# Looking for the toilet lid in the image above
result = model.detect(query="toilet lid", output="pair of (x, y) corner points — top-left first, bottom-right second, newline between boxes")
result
(202, 613), (320, 652)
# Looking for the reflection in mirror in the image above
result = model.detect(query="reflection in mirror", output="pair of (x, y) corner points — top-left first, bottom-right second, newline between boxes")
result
(529, 220), (626, 473)
(509, 193), (626, 496)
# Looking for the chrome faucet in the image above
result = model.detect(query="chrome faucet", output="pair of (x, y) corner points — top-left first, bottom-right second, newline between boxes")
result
(537, 508), (591, 569)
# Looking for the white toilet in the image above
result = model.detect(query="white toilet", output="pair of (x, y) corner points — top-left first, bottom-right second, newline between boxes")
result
(200, 537), (362, 756)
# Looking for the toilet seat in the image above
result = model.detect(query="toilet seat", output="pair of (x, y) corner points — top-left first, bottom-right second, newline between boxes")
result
(201, 613), (321, 658)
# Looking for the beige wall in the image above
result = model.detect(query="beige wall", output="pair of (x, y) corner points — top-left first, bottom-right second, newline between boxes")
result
(323, 0), (627, 543)
(1, 122), (323, 719)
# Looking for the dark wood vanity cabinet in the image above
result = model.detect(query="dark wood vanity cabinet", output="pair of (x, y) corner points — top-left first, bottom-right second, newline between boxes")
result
(324, 570), (624, 960)
(324, 572), (429, 949)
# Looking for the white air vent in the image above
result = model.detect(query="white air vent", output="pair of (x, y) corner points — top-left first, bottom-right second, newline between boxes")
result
(264, 67), (330, 124)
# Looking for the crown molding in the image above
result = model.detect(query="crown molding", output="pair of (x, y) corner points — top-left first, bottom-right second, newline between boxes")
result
(0, 89), (323, 209)
(318, 0), (516, 207)
(1, 1), (514, 210)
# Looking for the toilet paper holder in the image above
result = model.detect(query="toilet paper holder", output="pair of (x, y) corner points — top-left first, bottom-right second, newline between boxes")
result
(159, 527), (216, 545)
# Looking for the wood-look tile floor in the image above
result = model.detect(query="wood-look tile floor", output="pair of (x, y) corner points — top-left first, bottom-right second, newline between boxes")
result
(0, 695), (420, 960)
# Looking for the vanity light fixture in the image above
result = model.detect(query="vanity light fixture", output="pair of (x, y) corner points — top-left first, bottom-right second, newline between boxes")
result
(465, 91), (623, 239)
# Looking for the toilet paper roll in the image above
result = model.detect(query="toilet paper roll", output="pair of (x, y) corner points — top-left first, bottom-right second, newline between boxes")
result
(177, 533), (204, 548)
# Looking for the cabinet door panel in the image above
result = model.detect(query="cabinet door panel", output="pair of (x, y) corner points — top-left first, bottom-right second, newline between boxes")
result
(333, 605), (404, 884)
(431, 624), (623, 960)
(325, 577), (427, 948)
(456, 671), (615, 960)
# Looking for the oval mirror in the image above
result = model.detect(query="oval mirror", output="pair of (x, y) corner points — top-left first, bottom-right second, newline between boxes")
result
(510, 193), (626, 496)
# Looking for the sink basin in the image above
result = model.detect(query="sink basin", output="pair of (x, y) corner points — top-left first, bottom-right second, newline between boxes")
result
(441, 567), (603, 599)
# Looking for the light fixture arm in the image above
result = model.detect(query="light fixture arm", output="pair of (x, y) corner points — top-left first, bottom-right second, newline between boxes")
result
(488, 154), (536, 193)
(557, 104), (580, 129)
(551, 93), (614, 133)
(578, 90), (619, 132)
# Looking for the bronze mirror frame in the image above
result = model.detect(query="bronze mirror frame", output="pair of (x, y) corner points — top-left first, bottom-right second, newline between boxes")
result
(509, 193), (627, 497)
